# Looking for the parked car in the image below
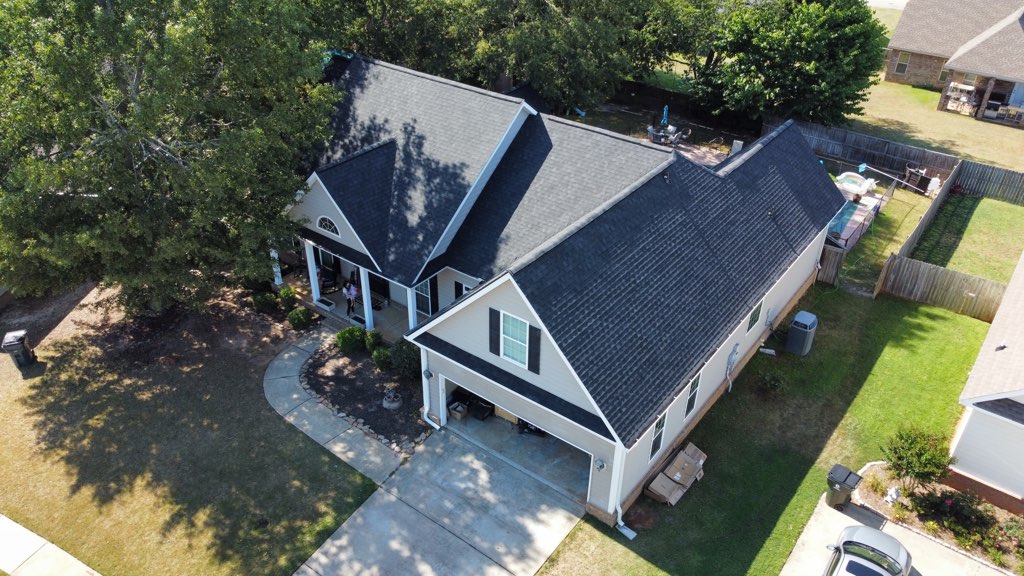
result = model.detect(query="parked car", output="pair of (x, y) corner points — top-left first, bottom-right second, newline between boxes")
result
(824, 526), (912, 576)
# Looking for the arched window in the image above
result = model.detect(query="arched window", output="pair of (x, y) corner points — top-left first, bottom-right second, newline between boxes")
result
(317, 216), (339, 235)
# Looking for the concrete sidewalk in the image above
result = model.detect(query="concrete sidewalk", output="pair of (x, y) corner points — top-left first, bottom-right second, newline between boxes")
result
(0, 514), (100, 576)
(781, 495), (1007, 576)
(262, 325), (403, 485)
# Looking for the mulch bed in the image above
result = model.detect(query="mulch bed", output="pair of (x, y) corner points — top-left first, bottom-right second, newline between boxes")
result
(301, 344), (430, 455)
(855, 462), (1022, 573)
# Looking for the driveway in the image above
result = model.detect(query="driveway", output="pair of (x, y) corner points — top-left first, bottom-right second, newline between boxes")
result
(298, 430), (583, 576)
(781, 496), (1005, 576)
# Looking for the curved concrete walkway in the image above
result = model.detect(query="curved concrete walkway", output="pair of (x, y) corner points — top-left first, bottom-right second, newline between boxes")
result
(262, 325), (403, 485)
(0, 514), (100, 576)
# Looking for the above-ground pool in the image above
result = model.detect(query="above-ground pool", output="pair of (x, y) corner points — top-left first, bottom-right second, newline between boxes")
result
(828, 201), (859, 237)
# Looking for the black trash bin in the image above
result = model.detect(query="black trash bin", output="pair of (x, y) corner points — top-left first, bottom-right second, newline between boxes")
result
(2, 330), (37, 369)
(826, 464), (862, 511)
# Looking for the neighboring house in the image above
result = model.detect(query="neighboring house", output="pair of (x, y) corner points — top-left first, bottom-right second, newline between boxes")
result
(285, 55), (845, 524)
(884, 0), (1024, 127)
(949, 251), (1024, 512)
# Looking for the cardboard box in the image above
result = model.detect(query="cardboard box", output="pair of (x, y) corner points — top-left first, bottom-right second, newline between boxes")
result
(664, 452), (700, 487)
(645, 473), (687, 506)
(448, 402), (467, 421)
(683, 442), (707, 467)
(494, 405), (518, 424)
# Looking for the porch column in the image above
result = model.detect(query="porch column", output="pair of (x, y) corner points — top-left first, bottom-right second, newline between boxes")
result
(270, 249), (283, 286)
(406, 286), (417, 330)
(358, 267), (374, 330)
(420, 347), (434, 424)
(937, 77), (953, 111)
(302, 239), (320, 301)
(976, 77), (995, 119)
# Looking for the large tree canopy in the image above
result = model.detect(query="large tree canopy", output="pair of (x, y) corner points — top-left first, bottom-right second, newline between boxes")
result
(695, 0), (887, 124)
(0, 0), (336, 312)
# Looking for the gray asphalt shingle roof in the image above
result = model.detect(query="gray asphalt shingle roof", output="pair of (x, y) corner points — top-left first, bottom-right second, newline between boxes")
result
(319, 56), (525, 286)
(888, 0), (1024, 62)
(961, 250), (1024, 403)
(426, 114), (672, 282)
(944, 7), (1024, 83)
(511, 122), (845, 447)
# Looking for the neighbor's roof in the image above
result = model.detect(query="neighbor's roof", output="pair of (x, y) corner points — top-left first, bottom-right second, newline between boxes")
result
(888, 0), (1024, 60)
(317, 56), (526, 285)
(511, 121), (845, 447)
(423, 114), (672, 282)
(961, 250), (1024, 403)
(944, 6), (1024, 83)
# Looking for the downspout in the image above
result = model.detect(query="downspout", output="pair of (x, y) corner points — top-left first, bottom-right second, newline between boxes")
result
(610, 443), (637, 540)
(420, 347), (441, 430)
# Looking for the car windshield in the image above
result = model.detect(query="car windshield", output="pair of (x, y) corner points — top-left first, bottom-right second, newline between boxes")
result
(843, 542), (901, 576)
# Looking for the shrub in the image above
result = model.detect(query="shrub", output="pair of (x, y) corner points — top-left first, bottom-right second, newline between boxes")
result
(372, 346), (393, 371)
(252, 292), (278, 313)
(278, 287), (297, 309)
(880, 427), (956, 492)
(911, 489), (996, 534)
(365, 330), (384, 353)
(336, 326), (366, 354)
(987, 548), (1005, 567)
(923, 519), (941, 535)
(287, 307), (313, 330)
(864, 474), (887, 497)
(392, 339), (422, 381)
(891, 501), (910, 523)
(1003, 516), (1024, 554)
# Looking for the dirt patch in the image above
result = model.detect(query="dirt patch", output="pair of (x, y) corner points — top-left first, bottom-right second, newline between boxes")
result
(855, 463), (1023, 572)
(302, 345), (430, 455)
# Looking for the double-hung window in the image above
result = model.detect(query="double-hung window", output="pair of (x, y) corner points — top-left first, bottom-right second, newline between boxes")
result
(685, 373), (701, 417)
(894, 52), (910, 74)
(414, 281), (431, 314)
(649, 414), (667, 461)
(501, 312), (529, 366)
(963, 72), (978, 85)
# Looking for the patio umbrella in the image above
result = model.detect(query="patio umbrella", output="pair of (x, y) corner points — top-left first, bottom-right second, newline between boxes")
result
(661, 105), (669, 126)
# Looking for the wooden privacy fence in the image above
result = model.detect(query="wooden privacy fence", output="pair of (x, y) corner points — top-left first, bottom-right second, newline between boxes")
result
(955, 161), (1024, 205)
(817, 244), (845, 285)
(764, 120), (960, 180)
(874, 255), (1006, 322)
(898, 161), (963, 257)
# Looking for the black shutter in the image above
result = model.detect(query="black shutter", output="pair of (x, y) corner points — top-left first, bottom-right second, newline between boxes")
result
(528, 325), (541, 374)
(429, 276), (439, 314)
(489, 308), (500, 355)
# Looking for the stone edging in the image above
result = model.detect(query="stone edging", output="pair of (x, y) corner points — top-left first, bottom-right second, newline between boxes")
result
(853, 461), (1014, 576)
(296, 339), (432, 457)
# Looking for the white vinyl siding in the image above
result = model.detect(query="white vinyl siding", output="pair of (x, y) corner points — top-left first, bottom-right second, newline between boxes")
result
(501, 312), (529, 366)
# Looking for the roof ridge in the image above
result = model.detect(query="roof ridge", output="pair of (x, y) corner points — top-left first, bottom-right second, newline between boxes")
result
(713, 119), (794, 176)
(353, 55), (526, 107)
(540, 113), (674, 153)
(948, 5), (1024, 62)
(316, 138), (396, 174)
(508, 155), (676, 274)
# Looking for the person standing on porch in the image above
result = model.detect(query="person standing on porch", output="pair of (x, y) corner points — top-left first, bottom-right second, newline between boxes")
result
(344, 281), (358, 316)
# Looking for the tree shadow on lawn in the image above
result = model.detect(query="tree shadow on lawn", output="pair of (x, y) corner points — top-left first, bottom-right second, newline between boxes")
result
(577, 288), (958, 575)
(18, 303), (376, 576)
(910, 195), (981, 269)
(844, 117), (962, 160)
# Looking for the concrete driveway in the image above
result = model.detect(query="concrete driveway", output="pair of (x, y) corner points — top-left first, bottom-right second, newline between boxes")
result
(299, 430), (583, 576)
(781, 496), (1005, 576)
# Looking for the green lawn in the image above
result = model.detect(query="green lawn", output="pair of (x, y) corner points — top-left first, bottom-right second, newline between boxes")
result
(0, 300), (376, 576)
(849, 82), (1024, 172)
(911, 196), (1024, 282)
(541, 287), (987, 576)
(839, 189), (932, 292)
(873, 7), (903, 37)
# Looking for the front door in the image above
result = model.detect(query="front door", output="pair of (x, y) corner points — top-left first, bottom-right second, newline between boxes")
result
(369, 272), (390, 299)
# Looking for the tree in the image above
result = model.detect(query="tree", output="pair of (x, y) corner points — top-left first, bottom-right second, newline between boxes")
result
(881, 427), (956, 493)
(0, 0), (337, 313)
(695, 0), (887, 124)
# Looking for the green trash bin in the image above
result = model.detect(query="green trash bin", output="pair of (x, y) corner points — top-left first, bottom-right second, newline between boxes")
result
(826, 464), (862, 511)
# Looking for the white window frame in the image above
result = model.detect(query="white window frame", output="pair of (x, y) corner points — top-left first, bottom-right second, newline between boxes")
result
(938, 68), (949, 83)
(894, 51), (910, 75)
(962, 72), (977, 85)
(685, 373), (701, 417)
(649, 413), (667, 461)
(414, 280), (431, 314)
(747, 300), (763, 332)
(500, 311), (529, 367)
(317, 216), (340, 236)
